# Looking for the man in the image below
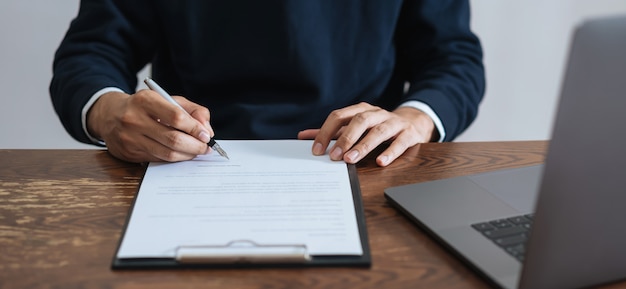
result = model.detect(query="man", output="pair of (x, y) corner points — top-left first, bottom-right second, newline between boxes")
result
(50, 0), (485, 166)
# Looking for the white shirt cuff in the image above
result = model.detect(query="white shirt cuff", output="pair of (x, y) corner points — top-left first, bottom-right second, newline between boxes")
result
(81, 87), (125, 146)
(398, 100), (446, 142)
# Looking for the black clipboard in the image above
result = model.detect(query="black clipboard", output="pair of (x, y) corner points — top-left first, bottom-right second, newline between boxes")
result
(111, 164), (370, 269)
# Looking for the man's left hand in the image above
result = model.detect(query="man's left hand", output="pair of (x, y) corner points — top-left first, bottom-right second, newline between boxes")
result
(297, 102), (437, 167)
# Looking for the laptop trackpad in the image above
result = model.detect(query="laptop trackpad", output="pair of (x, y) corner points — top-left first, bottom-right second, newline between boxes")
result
(468, 165), (543, 213)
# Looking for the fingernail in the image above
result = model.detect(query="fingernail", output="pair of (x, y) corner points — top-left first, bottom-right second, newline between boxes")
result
(199, 131), (211, 143)
(378, 155), (390, 166)
(330, 147), (343, 160)
(204, 121), (214, 135)
(312, 142), (324, 155)
(345, 150), (359, 163)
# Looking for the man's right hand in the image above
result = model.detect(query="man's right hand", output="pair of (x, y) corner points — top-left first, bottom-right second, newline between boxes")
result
(87, 90), (214, 163)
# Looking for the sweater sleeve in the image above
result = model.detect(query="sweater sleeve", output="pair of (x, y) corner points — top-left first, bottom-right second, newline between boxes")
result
(396, 0), (485, 141)
(50, 0), (156, 144)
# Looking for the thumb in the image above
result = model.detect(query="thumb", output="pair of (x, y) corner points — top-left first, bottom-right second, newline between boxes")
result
(175, 96), (214, 136)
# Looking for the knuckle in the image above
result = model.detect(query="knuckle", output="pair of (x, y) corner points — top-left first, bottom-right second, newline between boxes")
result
(353, 112), (368, 124)
(189, 124), (202, 136)
(164, 132), (185, 148)
(357, 141), (372, 153)
(108, 140), (144, 163)
(358, 102), (378, 110)
(337, 133), (357, 145)
(371, 124), (388, 135)
(193, 106), (210, 117)
(328, 109), (345, 121)
(402, 123), (428, 142)
(118, 111), (138, 128)
(394, 134), (418, 151)
(152, 144), (179, 162)
(144, 142), (172, 162)
(132, 90), (152, 104)
(116, 131), (134, 144)
(393, 138), (410, 150)
(168, 110), (188, 127)
(125, 151), (146, 163)
(117, 111), (132, 125)
(159, 149), (178, 162)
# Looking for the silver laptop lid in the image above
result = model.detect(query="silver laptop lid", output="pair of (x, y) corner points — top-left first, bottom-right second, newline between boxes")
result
(519, 16), (626, 289)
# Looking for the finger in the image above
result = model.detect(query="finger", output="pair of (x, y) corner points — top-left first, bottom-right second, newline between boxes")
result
(106, 129), (199, 163)
(137, 90), (212, 144)
(175, 96), (215, 136)
(147, 136), (202, 162)
(96, 91), (209, 163)
(375, 131), (422, 167)
(372, 113), (432, 166)
(140, 125), (206, 162)
(314, 103), (375, 156)
(124, 99), (211, 158)
(143, 108), (211, 157)
(297, 129), (320, 140)
(298, 128), (345, 141)
(299, 129), (348, 156)
(341, 117), (398, 164)
(140, 138), (199, 163)
(134, 90), (210, 156)
(152, 127), (211, 157)
(329, 107), (388, 161)
(106, 140), (161, 163)
(298, 129), (325, 155)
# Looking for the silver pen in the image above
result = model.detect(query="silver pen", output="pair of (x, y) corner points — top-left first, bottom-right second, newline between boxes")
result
(144, 77), (229, 159)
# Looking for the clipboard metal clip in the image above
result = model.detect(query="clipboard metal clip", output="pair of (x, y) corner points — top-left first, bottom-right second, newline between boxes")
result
(175, 240), (311, 264)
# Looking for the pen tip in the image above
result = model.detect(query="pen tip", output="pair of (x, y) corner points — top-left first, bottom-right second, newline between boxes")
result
(219, 150), (230, 160)
(209, 139), (229, 160)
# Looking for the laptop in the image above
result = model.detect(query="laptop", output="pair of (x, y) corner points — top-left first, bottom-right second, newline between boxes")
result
(384, 16), (626, 289)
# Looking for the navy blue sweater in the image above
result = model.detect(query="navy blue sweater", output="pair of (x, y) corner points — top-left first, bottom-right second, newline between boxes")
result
(51, 0), (485, 143)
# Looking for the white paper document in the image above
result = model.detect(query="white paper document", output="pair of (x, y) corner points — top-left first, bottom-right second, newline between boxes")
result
(117, 140), (364, 259)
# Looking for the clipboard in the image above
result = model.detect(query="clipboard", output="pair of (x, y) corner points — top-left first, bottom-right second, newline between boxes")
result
(111, 162), (371, 269)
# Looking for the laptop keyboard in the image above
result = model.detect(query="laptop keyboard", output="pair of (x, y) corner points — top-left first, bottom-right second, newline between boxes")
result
(471, 214), (533, 262)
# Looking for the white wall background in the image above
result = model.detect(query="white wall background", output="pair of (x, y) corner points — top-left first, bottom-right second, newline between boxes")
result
(1, 1), (626, 149)
(459, 0), (626, 142)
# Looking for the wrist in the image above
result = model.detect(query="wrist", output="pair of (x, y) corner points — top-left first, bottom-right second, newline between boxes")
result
(86, 91), (129, 141)
(393, 106), (439, 142)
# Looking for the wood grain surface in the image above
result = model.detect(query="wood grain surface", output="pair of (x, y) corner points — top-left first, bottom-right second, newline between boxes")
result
(1, 142), (621, 289)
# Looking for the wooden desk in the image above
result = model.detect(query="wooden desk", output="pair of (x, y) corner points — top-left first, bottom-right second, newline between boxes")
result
(0, 141), (621, 288)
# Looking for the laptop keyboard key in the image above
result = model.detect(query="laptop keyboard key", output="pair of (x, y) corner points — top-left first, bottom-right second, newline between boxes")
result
(508, 215), (531, 225)
(472, 214), (533, 262)
(483, 226), (527, 239)
(494, 234), (527, 247)
(490, 219), (514, 228)
(471, 222), (495, 232)
(505, 244), (526, 261)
